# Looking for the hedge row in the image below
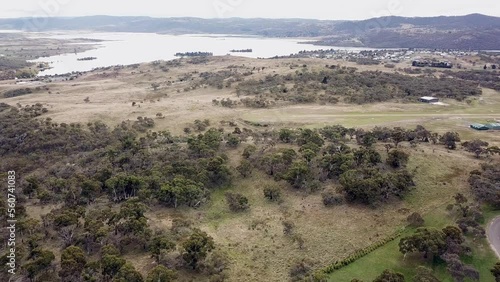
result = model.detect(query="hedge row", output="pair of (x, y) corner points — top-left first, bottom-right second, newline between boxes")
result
(321, 229), (404, 274)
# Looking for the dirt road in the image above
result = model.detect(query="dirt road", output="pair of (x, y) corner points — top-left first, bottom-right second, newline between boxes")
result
(488, 216), (500, 259)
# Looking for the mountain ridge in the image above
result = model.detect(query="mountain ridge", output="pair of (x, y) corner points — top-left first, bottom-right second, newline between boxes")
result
(0, 14), (498, 49)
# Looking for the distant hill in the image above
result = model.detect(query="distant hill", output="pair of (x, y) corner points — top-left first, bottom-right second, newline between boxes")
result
(0, 16), (339, 37)
(321, 14), (500, 50)
(0, 14), (498, 49)
(335, 14), (500, 31)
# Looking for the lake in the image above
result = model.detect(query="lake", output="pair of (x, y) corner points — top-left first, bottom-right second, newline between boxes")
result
(27, 32), (371, 76)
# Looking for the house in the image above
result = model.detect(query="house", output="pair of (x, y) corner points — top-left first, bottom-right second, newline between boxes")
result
(412, 60), (452, 68)
(486, 123), (500, 130)
(430, 61), (453, 68)
(412, 60), (429, 67)
(420, 96), (439, 103)
(470, 123), (489, 131)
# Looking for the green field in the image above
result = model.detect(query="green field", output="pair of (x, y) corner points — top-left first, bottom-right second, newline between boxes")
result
(242, 88), (500, 146)
(327, 145), (500, 281)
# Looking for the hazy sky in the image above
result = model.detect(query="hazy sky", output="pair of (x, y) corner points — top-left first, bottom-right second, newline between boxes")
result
(2, 0), (499, 20)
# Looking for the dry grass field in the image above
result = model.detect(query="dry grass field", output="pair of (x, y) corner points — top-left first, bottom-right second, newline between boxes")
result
(3, 55), (500, 281)
(1, 56), (499, 143)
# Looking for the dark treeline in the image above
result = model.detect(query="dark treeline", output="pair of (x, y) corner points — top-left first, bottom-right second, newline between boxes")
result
(174, 52), (213, 57)
(442, 69), (500, 91)
(0, 56), (30, 71)
(229, 49), (252, 53)
(77, 57), (97, 61)
(3, 86), (50, 98)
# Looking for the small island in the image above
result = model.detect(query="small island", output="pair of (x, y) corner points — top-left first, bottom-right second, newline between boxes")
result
(77, 57), (97, 61)
(174, 52), (213, 57)
(230, 49), (253, 53)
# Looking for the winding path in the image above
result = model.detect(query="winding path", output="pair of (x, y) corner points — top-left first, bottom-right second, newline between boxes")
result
(488, 216), (500, 259)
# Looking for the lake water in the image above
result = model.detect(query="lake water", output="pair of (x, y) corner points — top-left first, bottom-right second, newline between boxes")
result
(27, 32), (371, 76)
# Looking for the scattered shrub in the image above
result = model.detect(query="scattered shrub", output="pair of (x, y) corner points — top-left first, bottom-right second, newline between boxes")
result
(263, 186), (282, 202)
(406, 212), (425, 227)
(322, 189), (344, 207)
(225, 192), (249, 212)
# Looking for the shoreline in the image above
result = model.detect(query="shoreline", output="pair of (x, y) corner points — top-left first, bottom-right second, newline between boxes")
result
(0, 32), (101, 79)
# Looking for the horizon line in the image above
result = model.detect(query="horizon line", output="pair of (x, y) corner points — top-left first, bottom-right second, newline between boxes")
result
(0, 12), (497, 22)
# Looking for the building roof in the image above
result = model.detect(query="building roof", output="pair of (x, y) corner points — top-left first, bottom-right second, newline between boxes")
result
(470, 123), (489, 128)
(420, 96), (439, 100)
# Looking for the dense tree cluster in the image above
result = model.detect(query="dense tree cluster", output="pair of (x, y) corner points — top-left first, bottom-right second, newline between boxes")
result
(3, 87), (33, 98)
(158, 176), (206, 208)
(412, 266), (441, 282)
(249, 125), (423, 205)
(235, 68), (482, 106)
(399, 225), (480, 281)
(372, 269), (405, 282)
(492, 262), (500, 282)
(448, 194), (486, 238)
(182, 229), (215, 270)
(0, 100), (496, 281)
(340, 167), (414, 205)
(469, 163), (500, 209)
(462, 139), (500, 158)
(199, 70), (241, 89)
(0, 104), (232, 281)
(174, 52), (213, 57)
(442, 69), (500, 91)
